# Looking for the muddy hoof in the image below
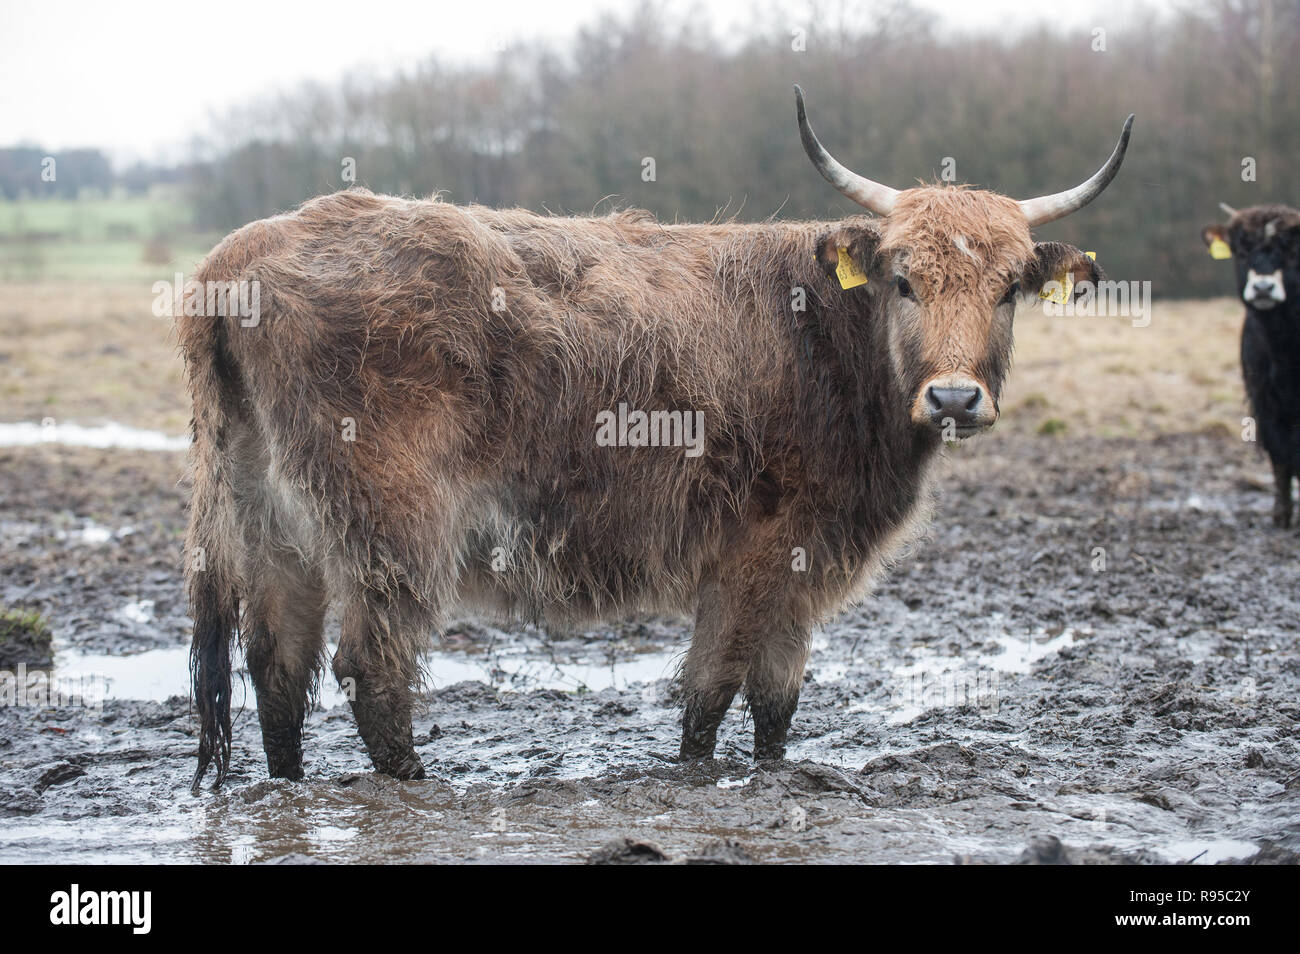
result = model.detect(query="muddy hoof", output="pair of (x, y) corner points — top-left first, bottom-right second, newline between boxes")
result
(678, 742), (718, 762)
(376, 758), (427, 781)
(677, 751), (716, 763)
(266, 748), (304, 781)
(267, 764), (304, 782)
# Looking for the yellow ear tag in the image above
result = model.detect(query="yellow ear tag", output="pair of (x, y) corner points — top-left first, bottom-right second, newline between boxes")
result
(835, 246), (869, 290)
(1039, 275), (1072, 304)
(1209, 238), (1232, 260)
(1038, 251), (1096, 304)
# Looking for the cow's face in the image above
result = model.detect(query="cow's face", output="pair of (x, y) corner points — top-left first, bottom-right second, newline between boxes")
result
(1203, 206), (1300, 313)
(818, 190), (1102, 437)
(795, 86), (1130, 437)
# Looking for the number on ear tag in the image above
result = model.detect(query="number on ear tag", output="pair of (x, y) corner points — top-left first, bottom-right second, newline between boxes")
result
(835, 246), (868, 289)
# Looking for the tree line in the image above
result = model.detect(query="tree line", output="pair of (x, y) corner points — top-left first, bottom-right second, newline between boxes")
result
(178, 0), (1298, 298)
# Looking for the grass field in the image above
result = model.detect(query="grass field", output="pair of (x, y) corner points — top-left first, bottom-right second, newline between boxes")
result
(0, 191), (191, 237)
(0, 191), (219, 284)
(0, 274), (1250, 442)
(1001, 297), (1247, 440)
(0, 282), (189, 432)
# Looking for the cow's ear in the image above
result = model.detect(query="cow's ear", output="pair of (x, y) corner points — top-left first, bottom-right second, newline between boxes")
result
(815, 227), (882, 287)
(1022, 242), (1103, 298)
(1202, 224), (1230, 252)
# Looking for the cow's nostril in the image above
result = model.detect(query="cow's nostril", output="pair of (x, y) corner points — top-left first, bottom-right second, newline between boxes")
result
(926, 386), (983, 427)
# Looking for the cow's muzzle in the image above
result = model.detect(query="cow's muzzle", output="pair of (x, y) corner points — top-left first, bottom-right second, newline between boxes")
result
(1244, 269), (1285, 311)
(913, 376), (997, 437)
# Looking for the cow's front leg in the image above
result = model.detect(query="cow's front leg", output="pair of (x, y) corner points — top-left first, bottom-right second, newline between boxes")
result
(1271, 457), (1293, 528)
(751, 691), (801, 761)
(745, 623), (810, 761)
(679, 582), (743, 761)
(681, 623), (807, 762)
(678, 566), (810, 762)
(681, 686), (740, 760)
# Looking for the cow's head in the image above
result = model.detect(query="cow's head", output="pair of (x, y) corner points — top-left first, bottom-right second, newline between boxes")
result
(797, 87), (1131, 437)
(1202, 203), (1300, 313)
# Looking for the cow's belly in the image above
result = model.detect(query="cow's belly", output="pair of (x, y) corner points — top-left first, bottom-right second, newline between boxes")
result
(448, 488), (711, 624)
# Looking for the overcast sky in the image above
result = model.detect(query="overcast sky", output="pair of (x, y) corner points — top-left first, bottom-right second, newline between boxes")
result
(1, 0), (1169, 164)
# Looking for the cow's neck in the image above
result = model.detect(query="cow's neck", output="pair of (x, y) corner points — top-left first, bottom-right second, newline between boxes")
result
(793, 283), (943, 555)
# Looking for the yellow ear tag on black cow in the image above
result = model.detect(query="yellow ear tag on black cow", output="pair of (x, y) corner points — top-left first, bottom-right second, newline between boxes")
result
(1209, 238), (1232, 260)
(1038, 251), (1096, 304)
(835, 246), (869, 290)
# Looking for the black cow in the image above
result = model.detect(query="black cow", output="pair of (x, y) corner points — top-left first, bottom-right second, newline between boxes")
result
(1204, 203), (1300, 526)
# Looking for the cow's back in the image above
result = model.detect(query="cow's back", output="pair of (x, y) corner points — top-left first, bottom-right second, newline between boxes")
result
(185, 191), (839, 624)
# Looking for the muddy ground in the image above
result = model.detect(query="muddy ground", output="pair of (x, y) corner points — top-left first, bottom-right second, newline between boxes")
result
(1, 433), (1298, 864)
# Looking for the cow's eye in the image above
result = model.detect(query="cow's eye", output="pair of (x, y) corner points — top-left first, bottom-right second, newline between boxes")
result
(1000, 281), (1020, 304)
(895, 276), (914, 300)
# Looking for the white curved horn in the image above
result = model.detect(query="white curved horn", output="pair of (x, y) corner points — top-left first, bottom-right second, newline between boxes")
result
(1018, 115), (1135, 227)
(795, 85), (899, 216)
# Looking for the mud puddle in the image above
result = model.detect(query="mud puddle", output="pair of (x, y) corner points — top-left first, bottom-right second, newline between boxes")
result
(0, 420), (189, 452)
(52, 636), (683, 706)
(2, 435), (1299, 863)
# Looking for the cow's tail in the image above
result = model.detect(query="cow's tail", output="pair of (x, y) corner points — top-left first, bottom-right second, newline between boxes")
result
(189, 552), (238, 794)
(180, 294), (244, 795)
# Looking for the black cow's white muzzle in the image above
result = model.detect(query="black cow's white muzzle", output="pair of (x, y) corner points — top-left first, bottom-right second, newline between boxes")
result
(1244, 269), (1286, 310)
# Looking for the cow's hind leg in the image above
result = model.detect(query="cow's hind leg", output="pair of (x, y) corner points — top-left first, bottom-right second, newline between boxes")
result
(333, 592), (427, 780)
(243, 558), (327, 781)
(1271, 457), (1293, 529)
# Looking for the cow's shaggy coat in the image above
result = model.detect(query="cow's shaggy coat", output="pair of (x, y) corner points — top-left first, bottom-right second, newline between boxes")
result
(182, 185), (1104, 789)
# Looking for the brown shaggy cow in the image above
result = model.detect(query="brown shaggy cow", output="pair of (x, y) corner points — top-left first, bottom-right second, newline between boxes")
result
(182, 89), (1132, 790)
